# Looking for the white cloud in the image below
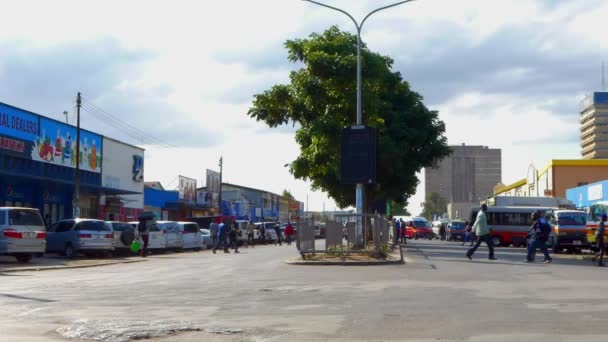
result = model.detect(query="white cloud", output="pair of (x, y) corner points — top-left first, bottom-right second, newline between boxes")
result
(1, 0), (607, 214)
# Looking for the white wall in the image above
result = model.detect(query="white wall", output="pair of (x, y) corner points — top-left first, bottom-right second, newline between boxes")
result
(101, 138), (144, 209)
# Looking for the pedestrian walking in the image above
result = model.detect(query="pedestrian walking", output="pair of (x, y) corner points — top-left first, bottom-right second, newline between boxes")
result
(525, 211), (552, 263)
(274, 222), (283, 246)
(592, 213), (607, 267)
(394, 218), (401, 244)
(466, 204), (496, 261)
(285, 221), (295, 245)
(246, 221), (256, 248)
(400, 218), (407, 244)
(210, 219), (219, 250)
(260, 223), (266, 245)
(136, 216), (150, 258)
(462, 221), (473, 246)
(229, 222), (240, 253)
(213, 219), (230, 254)
(439, 223), (446, 241)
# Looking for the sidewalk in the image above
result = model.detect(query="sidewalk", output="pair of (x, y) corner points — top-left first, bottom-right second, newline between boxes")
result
(0, 255), (146, 273)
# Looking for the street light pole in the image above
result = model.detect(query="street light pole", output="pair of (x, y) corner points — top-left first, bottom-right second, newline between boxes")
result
(302, 0), (416, 237)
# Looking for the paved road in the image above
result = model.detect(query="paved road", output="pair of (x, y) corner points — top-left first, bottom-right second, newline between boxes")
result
(1, 240), (608, 341)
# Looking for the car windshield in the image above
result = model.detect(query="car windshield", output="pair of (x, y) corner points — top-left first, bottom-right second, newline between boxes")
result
(8, 209), (44, 226)
(412, 220), (428, 228)
(451, 222), (465, 229)
(589, 204), (608, 222)
(112, 223), (133, 232)
(557, 214), (586, 226)
(75, 221), (110, 231)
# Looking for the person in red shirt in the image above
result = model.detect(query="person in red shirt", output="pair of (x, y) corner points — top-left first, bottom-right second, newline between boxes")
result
(284, 222), (295, 246)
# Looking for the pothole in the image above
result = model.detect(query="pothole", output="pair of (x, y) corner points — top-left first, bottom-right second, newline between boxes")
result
(56, 319), (245, 342)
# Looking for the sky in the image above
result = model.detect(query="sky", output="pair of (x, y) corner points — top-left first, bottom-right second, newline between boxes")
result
(1, 0), (607, 215)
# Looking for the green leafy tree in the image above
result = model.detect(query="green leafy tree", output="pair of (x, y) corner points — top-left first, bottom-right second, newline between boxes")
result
(248, 26), (451, 209)
(282, 189), (295, 200)
(421, 192), (448, 220)
(390, 200), (411, 216)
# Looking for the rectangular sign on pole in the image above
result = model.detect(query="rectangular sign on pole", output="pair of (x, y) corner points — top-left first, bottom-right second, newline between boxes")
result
(340, 126), (377, 184)
(178, 176), (197, 203)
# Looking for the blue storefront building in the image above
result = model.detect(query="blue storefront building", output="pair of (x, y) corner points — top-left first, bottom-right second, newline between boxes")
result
(0, 102), (140, 224)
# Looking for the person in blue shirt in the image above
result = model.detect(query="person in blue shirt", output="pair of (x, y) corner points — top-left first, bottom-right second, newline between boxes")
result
(213, 219), (230, 254)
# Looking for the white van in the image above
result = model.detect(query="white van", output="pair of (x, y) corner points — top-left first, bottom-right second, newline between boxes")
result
(0, 207), (46, 263)
(176, 222), (203, 250)
(157, 221), (184, 251)
(128, 221), (166, 252)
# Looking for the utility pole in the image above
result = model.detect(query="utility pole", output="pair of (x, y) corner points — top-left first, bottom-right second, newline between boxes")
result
(218, 156), (223, 216)
(73, 92), (82, 218)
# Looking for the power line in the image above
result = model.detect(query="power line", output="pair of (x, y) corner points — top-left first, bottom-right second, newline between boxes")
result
(80, 98), (177, 148)
(80, 101), (175, 149)
(80, 100), (176, 149)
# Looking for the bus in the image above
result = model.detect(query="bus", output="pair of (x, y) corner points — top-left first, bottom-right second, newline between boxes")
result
(470, 206), (555, 247)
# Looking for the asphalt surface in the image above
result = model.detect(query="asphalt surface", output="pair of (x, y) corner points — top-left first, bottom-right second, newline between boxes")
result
(1, 240), (608, 341)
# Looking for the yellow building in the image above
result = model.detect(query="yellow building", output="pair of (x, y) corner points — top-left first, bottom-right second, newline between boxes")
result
(495, 159), (608, 198)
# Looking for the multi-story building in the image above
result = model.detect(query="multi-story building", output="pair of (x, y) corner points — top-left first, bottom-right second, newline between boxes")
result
(425, 144), (502, 219)
(580, 92), (608, 159)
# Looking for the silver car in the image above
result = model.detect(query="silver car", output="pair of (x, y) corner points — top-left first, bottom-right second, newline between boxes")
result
(0, 207), (46, 263)
(46, 219), (114, 258)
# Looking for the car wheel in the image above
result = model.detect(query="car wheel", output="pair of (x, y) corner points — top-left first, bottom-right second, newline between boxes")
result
(16, 254), (32, 263)
(64, 244), (75, 259)
(120, 230), (135, 246)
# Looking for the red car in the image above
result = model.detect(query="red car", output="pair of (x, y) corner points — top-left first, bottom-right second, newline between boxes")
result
(405, 217), (434, 240)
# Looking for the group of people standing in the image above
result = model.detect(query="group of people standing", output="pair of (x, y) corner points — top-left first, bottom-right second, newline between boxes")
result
(210, 219), (296, 254)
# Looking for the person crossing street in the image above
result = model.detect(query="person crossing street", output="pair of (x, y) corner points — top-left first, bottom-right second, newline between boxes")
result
(466, 204), (496, 261)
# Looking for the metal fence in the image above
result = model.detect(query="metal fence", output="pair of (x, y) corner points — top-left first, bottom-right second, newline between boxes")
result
(296, 214), (392, 255)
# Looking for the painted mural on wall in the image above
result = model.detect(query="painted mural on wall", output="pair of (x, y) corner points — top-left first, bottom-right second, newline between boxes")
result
(32, 118), (103, 173)
(0, 103), (38, 158)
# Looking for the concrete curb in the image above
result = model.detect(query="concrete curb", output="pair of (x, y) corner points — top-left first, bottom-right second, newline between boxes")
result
(0, 259), (146, 273)
(284, 258), (404, 266)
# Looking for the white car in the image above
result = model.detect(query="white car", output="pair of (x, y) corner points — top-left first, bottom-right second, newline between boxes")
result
(0, 207), (47, 263)
(176, 222), (203, 250)
(107, 221), (136, 255)
(157, 221), (184, 251)
(128, 221), (166, 252)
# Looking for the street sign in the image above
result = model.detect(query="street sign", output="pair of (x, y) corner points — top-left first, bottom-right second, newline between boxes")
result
(340, 126), (377, 184)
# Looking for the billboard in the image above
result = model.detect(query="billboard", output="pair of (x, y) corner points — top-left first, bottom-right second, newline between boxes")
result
(32, 118), (103, 173)
(179, 176), (197, 203)
(0, 104), (103, 173)
(206, 169), (220, 193)
(0, 103), (38, 158)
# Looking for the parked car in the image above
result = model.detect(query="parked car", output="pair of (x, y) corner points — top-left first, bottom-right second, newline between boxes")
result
(157, 221), (184, 251)
(234, 220), (251, 244)
(255, 222), (279, 242)
(128, 221), (166, 253)
(447, 220), (466, 241)
(313, 223), (326, 238)
(0, 207), (46, 263)
(107, 221), (136, 255)
(200, 228), (213, 249)
(177, 222), (203, 250)
(46, 219), (114, 258)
